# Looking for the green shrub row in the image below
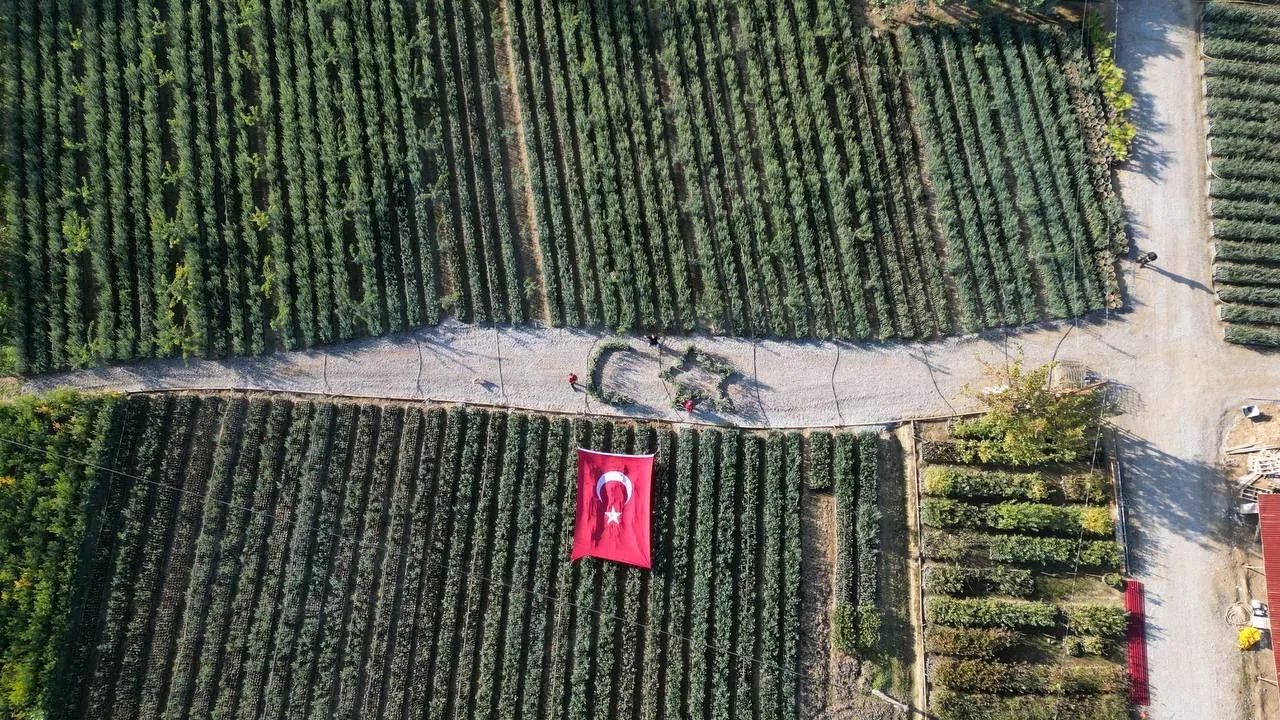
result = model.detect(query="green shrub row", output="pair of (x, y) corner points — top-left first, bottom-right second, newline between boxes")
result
(1062, 474), (1109, 504)
(931, 689), (1128, 720)
(932, 658), (1126, 695)
(988, 535), (1123, 569)
(927, 598), (1058, 629)
(1207, 58), (1280, 88)
(1205, 1), (1280, 31)
(925, 565), (1036, 598)
(924, 466), (1053, 501)
(1214, 220), (1280, 244)
(926, 627), (1022, 659)
(1215, 262), (1280, 285)
(1208, 96), (1280, 123)
(1220, 304), (1280, 326)
(1205, 37), (1280, 65)
(833, 434), (859, 653)
(1211, 198), (1280, 226)
(1206, 76), (1280, 107)
(855, 433), (881, 651)
(924, 466), (1108, 504)
(832, 432), (881, 652)
(924, 529), (985, 563)
(807, 432), (833, 490)
(923, 498), (1113, 537)
(1218, 285), (1280, 307)
(1211, 178), (1280, 204)
(1225, 323), (1280, 347)
(1063, 604), (1129, 638)
(1063, 635), (1114, 657)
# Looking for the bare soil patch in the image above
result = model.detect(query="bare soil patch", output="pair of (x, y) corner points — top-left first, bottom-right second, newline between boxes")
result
(495, 0), (550, 323)
(798, 491), (836, 719)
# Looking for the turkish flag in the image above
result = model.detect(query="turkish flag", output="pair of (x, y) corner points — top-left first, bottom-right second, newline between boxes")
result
(571, 448), (654, 568)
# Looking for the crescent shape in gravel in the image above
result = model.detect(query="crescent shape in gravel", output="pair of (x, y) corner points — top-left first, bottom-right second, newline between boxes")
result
(595, 471), (634, 505)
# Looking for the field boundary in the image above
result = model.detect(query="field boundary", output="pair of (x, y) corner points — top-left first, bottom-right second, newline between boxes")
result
(1112, 447), (1133, 575)
(906, 422), (930, 717)
(120, 385), (986, 431)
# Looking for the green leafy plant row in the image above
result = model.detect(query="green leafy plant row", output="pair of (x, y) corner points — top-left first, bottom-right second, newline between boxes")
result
(923, 498), (1114, 538)
(988, 535), (1123, 569)
(932, 689), (1129, 720)
(926, 627), (1023, 659)
(925, 565), (1036, 598)
(31, 394), (884, 720)
(927, 598), (1059, 629)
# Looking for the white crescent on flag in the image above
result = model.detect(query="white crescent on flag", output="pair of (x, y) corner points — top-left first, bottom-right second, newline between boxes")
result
(595, 470), (634, 505)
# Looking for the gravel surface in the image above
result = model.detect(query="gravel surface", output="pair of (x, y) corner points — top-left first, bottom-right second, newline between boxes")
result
(20, 1), (1280, 716)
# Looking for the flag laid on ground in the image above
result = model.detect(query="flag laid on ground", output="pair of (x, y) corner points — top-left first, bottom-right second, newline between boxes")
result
(571, 448), (655, 568)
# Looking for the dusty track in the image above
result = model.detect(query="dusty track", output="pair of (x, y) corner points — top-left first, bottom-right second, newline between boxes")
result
(21, 1), (1277, 717)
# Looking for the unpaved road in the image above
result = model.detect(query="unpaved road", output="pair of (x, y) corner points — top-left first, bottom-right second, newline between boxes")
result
(21, 0), (1278, 717)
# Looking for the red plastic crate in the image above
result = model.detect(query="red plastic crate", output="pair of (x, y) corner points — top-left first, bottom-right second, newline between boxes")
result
(1124, 579), (1149, 706)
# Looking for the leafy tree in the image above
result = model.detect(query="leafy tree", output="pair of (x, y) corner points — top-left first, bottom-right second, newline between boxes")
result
(953, 358), (1104, 466)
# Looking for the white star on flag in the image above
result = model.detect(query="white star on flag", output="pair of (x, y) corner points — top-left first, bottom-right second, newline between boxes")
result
(605, 507), (621, 525)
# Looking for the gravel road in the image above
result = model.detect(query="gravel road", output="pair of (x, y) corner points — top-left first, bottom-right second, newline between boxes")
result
(20, 0), (1279, 716)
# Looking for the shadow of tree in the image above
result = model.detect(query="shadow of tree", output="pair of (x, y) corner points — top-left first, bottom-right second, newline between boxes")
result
(1114, 0), (1187, 187)
(1113, 426), (1236, 577)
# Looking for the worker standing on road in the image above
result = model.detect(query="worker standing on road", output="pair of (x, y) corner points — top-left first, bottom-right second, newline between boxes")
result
(1137, 251), (1158, 269)
(568, 372), (578, 390)
(646, 334), (661, 348)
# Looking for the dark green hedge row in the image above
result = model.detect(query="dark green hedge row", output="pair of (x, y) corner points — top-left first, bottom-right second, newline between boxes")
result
(832, 432), (880, 652)
(833, 434), (858, 653)
(925, 565), (1036, 598)
(807, 432), (833, 490)
(855, 433), (881, 650)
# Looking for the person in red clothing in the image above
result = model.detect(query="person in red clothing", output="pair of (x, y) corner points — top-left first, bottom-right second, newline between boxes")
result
(682, 398), (695, 413)
(568, 372), (578, 389)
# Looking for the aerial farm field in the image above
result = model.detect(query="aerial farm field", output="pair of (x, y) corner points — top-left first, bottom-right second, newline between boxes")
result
(0, 392), (901, 720)
(917, 422), (1130, 720)
(19, 0), (1259, 718)
(1204, 1), (1280, 347)
(2, 0), (1126, 371)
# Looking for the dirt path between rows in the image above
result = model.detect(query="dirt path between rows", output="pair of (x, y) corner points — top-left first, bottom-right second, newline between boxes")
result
(900, 424), (927, 717)
(496, 0), (550, 322)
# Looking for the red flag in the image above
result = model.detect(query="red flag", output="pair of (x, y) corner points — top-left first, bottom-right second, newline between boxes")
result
(571, 448), (654, 568)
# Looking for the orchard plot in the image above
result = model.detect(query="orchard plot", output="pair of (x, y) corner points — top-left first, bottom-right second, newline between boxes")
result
(45, 395), (903, 720)
(1204, 1), (1280, 347)
(3, 1), (1124, 371)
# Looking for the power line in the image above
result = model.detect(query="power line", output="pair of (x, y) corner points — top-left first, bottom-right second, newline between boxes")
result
(0, 432), (841, 691)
